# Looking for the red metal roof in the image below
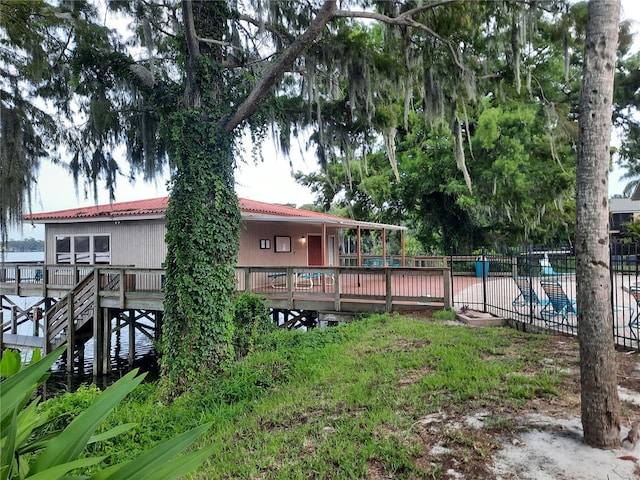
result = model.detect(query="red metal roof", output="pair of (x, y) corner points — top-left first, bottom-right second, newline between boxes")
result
(26, 197), (170, 221)
(25, 196), (346, 223)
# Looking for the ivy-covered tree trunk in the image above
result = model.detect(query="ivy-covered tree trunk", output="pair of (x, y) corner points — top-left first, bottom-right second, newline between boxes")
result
(162, 118), (239, 387)
(160, 1), (240, 388)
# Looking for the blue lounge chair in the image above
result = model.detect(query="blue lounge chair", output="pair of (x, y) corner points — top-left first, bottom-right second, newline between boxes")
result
(539, 280), (577, 330)
(627, 286), (640, 339)
(539, 257), (563, 276)
(512, 276), (549, 309)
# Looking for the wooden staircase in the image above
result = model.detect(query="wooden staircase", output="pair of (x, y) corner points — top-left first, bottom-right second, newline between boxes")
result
(45, 270), (97, 353)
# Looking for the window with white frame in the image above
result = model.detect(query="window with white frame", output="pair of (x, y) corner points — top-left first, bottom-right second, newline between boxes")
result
(55, 234), (111, 265)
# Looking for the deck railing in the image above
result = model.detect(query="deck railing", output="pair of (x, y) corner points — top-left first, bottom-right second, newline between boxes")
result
(1, 264), (450, 314)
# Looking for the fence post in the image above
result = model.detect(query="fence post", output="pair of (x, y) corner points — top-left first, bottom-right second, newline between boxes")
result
(527, 245), (534, 324)
(482, 246), (488, 313)
(449, 247), (455, 309)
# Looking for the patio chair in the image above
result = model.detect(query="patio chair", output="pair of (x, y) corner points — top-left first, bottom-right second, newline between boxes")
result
(539, 257), (563, 276)
(512, 276), (550, 309)
(626, 286), (640, 339)
(539, 280), (577, 330)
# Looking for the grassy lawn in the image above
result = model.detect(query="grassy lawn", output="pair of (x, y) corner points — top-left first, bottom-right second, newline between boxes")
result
(42, 312), (640, 478)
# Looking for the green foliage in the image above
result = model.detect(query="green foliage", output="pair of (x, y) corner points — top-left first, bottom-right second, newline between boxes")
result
(0, 350), (23, 379)
(0, 346), (211, 480)
(161, 111), (240, 389)
(53, 313), (572, 478)
(37, 384), (103, 433)
(231, 293), (274, 359)
(432, 309), (457, 321)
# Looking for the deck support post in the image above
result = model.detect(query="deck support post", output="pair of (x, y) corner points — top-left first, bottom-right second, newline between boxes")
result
(66, 292), (75, 371)
(128, 309), (135, 366)
(92, 277), (101, 376)
(155, 312), (163, 342)
(10, 306), (17, 334)
(77, 344), (84, 372)
(101, 308), (111, 376)
(92, 308), (100, 376)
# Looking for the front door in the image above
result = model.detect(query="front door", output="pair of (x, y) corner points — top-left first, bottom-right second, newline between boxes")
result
(308, 235), (322, 266)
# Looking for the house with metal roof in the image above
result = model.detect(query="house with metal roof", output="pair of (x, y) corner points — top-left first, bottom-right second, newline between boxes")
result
(25, 196), (407, 269)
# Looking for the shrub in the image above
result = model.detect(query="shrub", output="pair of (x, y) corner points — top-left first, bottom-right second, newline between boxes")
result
(38, 383), (103, 432)
(231, 292), (274, 358)
(0, 346), (211, 479)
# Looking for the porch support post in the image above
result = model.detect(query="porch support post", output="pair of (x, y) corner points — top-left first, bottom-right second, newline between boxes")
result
(356, 226), (362, 267)
(401, 230), (406, 266)
(322, 223), (327, 265)
(382, 228), (387, 266)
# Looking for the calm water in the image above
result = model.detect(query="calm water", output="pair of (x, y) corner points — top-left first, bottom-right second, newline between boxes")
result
(1, 251), (45, 262)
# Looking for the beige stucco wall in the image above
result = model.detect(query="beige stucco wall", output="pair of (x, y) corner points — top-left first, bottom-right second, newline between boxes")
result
(238, 220), (339, 266)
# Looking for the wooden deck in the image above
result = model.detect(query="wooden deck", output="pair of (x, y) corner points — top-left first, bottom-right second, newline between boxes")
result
(1, 264), (451, 312)
(1, 264), (450, 373)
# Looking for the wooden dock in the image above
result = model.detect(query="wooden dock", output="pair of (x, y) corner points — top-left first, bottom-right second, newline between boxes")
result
(1, 264), (450, 374)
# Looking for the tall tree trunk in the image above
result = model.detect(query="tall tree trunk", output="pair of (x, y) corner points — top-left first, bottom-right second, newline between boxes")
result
(576, 0), (621, 449)
(161, 0), (240, 389)
(160, 0), (336, 391)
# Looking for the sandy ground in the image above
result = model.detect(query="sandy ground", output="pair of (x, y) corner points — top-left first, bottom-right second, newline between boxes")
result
(489, 389), (640, 479)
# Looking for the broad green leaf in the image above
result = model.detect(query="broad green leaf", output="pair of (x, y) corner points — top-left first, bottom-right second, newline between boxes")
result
(87, 423), (136, 444)
(0, 345), (64, 439)
(89, 423), (211, 480)
(29, 369), (145, 474)
(29, 349), (42, 365)
(26, 456), (106, 480)
(0, 408), (17, 480)
(0, 349), (22, 379)
(14, 397), (43, 450)
(142, 446), (213, 480)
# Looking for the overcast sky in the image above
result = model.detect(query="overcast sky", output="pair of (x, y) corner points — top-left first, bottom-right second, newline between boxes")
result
(8, 0), (640, 241)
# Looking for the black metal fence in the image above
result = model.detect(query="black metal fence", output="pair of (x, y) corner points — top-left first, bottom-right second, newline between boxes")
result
(450, 244), (640, 349)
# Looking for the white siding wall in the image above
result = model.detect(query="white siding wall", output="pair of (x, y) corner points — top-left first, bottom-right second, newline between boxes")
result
(45, 220), (167, 268)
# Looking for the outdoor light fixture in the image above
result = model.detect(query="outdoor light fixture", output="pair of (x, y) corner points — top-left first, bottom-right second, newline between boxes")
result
(300, 236), (306, 244)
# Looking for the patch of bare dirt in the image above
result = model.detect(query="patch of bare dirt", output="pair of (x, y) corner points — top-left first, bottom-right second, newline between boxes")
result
(387, 324), (640, 479)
